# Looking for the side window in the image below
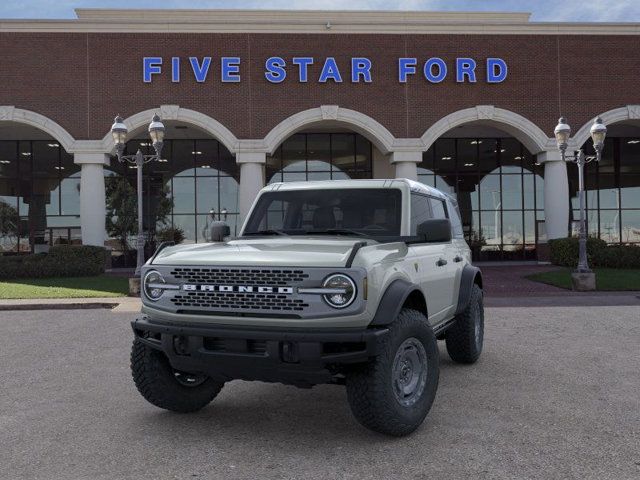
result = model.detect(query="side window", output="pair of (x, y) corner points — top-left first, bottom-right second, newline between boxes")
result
(430, 198), (447, 220)
(410, 194), (432, 235)
(447, 198), (464, 238)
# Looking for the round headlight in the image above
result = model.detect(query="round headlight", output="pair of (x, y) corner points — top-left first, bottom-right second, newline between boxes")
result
(143, 270), (165, 301)
(322, 274), (356, 309)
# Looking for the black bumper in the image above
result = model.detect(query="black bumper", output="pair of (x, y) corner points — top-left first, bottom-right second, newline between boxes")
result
(131, 316), (388, 387)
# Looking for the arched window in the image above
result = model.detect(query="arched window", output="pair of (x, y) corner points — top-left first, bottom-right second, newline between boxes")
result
(267, 133), (373, 183)
(0, 140), (80, 253)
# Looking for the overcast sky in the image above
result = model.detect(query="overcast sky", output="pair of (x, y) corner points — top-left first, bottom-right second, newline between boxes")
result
(0, 0), (638, 22)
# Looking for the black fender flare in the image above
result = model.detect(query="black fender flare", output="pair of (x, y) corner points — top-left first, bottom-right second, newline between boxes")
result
(370, 279), (424, 326)
(455, 265), (483, 316)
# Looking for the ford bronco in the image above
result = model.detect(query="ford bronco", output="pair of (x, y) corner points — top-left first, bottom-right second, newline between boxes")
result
(131, 179), (484, 436)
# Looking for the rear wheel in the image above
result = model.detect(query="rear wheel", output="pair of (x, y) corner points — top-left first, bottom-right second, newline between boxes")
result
(346, 309), (439, 436)
(131, 338), (224, 413)
(445, 283), (484, 364)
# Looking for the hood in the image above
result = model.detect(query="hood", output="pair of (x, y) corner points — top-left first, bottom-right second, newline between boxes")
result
(150, 237), (369, 268)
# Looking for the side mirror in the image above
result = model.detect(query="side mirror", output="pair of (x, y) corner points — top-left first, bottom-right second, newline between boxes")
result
(417, 218), (452, 243)
(210, 221), (231, 242)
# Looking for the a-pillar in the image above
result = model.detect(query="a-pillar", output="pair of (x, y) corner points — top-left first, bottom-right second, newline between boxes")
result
(75, 153), (109, 246)
(538, 151), (569, 240)
(237, 151), (266, 223)
(391, 150), (422, 181)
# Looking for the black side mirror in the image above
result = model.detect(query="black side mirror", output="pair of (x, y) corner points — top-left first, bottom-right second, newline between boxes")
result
(417, 219), (452, 243)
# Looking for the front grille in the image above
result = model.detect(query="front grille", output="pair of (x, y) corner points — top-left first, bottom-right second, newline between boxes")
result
(170, 268), (309, 286)
(170, 291), (309, 311)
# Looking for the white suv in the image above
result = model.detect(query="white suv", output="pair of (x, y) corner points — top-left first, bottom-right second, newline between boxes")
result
(131, 179), (484, 436)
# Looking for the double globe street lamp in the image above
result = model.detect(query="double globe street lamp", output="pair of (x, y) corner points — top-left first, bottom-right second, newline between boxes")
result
(111, 114), (166, 276)
(553, 116), (607, 290)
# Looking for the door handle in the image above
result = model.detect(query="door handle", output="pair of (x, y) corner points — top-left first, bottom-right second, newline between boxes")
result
(454, 255), (463, 263)
(436, 258), (448, 267)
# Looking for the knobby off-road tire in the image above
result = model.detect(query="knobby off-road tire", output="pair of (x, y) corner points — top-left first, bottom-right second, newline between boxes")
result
(346, 309), (439, 436)
(131, 338), (224, 413)
(445, 283), (484, 364)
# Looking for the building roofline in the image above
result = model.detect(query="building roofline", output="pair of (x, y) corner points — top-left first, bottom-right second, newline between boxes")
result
(0, 9), (639, 35)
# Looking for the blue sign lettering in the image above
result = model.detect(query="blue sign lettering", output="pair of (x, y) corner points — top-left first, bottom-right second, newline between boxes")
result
(487, 58), (508, 83)
(142, 56), (508, 84)
(292, 57), (314, 82)
(456, 58), (477, 83)
(398, 58), (417, 83)
(319, 57), (342, 83)
(189, 57), (211, 83)
(351, 58), (372, 83)
(424, 57), (447, 83)
(265, 56), (287, 83)
(171, 57), (180, 83)
(143, 57), (162, 83)
(221, 57), (241, 82)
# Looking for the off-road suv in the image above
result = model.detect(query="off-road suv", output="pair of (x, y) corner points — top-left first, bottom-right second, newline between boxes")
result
(131, 179), (484, 436)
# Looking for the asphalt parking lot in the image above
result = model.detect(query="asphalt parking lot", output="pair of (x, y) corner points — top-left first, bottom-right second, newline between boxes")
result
(1, 306), (639, 480)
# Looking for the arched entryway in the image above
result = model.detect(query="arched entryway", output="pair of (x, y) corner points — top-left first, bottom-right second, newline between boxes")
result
(569, 109), (640, 245)
(105, 121), (239, 267)
(0, 115), (80, 253)
(419, 108), (550, 261)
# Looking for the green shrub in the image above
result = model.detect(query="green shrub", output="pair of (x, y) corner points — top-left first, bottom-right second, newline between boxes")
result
(594, 245), (640, 269)
(0, 245), (108, 280)
(549, 237), (640, 269)
(549, 237), (607, 267)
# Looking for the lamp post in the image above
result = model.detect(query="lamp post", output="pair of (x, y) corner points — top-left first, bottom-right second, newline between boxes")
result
(553, 116), (607, 288)
(111, 114), (165, 276)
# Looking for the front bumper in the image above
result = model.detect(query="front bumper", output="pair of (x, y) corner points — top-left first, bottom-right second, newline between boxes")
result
(132, 316), (389, 387)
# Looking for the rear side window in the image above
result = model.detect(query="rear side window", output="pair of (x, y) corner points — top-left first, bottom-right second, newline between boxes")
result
(447, 198), (464, 238)
(410, 194), (432, 235)
(430, 198), (447, 220)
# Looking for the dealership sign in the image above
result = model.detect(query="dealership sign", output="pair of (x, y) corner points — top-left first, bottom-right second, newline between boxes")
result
(143, 56), (507, 84)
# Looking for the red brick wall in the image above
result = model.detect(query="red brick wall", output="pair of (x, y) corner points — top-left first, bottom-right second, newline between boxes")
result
(0, 32), (638, 142)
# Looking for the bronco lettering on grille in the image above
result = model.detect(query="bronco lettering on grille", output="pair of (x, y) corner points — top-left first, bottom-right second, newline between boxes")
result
(182, 284), (295, 294)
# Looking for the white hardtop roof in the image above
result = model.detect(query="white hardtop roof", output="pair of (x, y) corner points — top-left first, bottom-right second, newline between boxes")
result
(263, 178), (449, 199)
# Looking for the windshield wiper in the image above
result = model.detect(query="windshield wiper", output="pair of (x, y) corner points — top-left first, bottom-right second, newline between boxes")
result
(304, 228), (369, 237)
(243, 229), (288, 236)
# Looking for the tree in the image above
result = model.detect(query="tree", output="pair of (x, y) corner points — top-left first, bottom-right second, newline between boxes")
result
(0, 200), (19, 251)
(105, 176), (172, 252)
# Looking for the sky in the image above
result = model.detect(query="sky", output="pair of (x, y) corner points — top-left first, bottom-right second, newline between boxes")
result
(0, 0), (639, 22)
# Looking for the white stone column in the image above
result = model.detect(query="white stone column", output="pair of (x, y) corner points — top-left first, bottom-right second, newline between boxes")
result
(391, 150), (422, 181)
(75, 153), (110, 246)
(237, 151), (266, 223)
(538, 151), (569, 240)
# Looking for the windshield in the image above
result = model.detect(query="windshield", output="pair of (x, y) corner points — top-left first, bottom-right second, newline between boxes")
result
(243, 188), (402, 237)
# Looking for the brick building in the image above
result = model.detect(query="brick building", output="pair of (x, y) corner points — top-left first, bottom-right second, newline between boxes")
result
(0, 9), (638, 262)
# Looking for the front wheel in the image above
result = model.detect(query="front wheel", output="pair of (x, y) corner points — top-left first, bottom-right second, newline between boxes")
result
(131, 338), (224, 413)
(346, 309), (439, 436)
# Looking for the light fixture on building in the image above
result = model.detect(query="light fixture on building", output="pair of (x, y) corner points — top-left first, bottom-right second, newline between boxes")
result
(21, 152), (31, 156)
(627, 139), (640, 144)
(553, 115), (607, 284)
(192, 151), (203, 155)
(200, 165), (211, 168)
(441, 156), (452, 160)
(54, 166), (65, 170)
(0, 160), (10, 164)
(464, 163), (474, 167)
(514, 156), (522, 160)
(470, 140), (483, 145)
(110, 112), (166, 276)
(48, 143), (60, 147)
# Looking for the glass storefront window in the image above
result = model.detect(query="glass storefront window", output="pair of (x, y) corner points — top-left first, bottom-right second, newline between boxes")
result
(0, 140), (80, 253)
(267, 132), (373, 184)
(418, 137), (544, 260)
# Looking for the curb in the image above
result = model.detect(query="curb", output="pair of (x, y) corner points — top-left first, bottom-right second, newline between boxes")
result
(0, 302), (120, 311)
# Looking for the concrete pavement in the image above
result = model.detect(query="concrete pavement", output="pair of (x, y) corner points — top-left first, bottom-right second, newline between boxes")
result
(1, 306), (639, 479)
